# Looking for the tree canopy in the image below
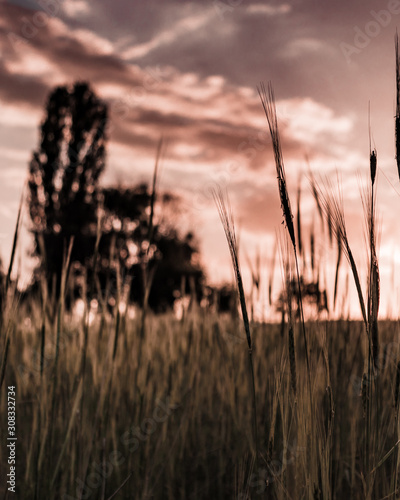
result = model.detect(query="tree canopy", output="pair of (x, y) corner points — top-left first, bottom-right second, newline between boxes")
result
(27, 82), (205, 310)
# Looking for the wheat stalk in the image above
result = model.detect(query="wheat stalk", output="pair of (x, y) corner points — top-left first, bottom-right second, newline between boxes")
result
(213, 187), (258, 464)
(258, 81), (313, 409)
(312, 176), (368, 328)
(395, 32), (400, 180)
(258, 82), (296, 248)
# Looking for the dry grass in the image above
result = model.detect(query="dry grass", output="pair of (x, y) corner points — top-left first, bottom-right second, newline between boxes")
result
(2, 31), (400, 500)
(396, 32), (400, 180)
(1, 302), (400, 499)
(214, 188), (258, 470)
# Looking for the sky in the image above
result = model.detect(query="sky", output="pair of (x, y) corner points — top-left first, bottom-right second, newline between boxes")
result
(1, 0), (400, 318)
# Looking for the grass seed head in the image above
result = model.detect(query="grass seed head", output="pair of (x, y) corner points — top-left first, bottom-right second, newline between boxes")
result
(395, 361), (400, 411)
(258, 82), (296, 249)
(213, 188), (252, 350)
(396, 33), (400, 180)
(370, 149), (377, 186)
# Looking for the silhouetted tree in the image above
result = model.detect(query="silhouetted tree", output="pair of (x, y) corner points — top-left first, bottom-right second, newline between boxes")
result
(97, 184), (205, 312)
(28, 82), (205, 310)
(276, 276), (329, 318)
(28, 81), (107, 297)
(202, 284), (238, 314)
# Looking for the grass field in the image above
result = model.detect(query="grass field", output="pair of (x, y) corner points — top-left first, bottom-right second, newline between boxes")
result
(3, 35), (400, 500)
(2, 121), (400, 499)
(1, 302), (400, 499)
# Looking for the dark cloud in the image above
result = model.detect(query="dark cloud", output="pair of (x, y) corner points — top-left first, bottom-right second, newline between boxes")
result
(0, 58), (48, 106)
(0, 0), (398, 300)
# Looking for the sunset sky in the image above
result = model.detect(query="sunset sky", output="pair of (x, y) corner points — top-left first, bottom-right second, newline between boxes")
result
(1, 0), (400, 317)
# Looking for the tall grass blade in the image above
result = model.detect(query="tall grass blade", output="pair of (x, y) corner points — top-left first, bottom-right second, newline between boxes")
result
(296, 178), (303, 256)
(5, 188), (24, 296)
(258, 81), (313, 418)
(213, 188), (258, 463)
(396, 32), (400, 180)
(257, 82), (296, 248)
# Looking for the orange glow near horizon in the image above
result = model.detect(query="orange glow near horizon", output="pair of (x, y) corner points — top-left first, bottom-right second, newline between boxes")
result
(1, 1), (400, 319)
